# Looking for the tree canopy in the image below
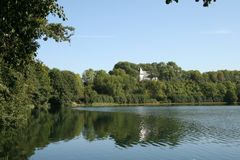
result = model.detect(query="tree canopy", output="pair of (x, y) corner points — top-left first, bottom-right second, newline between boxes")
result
(0, 0), (74, 68)
(0, 0), (74, 127)
(81, 61), (240, 105)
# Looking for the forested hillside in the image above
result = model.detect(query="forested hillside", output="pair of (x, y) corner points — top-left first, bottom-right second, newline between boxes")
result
(83, 61), (240, 105)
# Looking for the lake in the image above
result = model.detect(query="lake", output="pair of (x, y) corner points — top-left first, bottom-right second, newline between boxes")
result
(1, 106), (240, 160)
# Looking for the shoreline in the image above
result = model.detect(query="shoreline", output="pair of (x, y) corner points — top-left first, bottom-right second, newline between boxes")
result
(72, 102), (240, 107)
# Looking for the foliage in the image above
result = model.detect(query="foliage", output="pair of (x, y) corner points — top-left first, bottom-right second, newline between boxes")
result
(82, 69), (96, 85)
(82, 61), (240, 105)
(0, 60), (84, 127)
(0, 0), (74, 68)
(48, 69), (84, 106)
(26, 61), (51, 108)
(0, 0), (75, 127)
(224, 89), (238, 104)
(0, 60), (31, 128)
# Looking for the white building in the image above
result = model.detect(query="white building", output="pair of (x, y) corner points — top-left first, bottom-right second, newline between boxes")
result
(139, 67), (158, 81)
(139, 68), (151, 81)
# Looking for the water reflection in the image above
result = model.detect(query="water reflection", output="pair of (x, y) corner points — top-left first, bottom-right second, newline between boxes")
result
(0, 109), (84, 160)
(81, 111), (185, 148)
(1, 106), (240, 160)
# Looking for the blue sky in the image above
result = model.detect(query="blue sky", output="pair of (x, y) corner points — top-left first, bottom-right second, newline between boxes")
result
(37, 0), (240, 74)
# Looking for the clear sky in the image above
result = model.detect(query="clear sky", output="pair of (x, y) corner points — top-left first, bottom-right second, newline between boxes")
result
(37, 0), (240, 74)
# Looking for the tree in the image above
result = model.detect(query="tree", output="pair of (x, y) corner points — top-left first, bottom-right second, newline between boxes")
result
(154, 62), (182, 81)
(93, 70), (110, 95)
(236, 84), (240, 102)
(0, 0), (75, 127)
(48, 69), (84, 106)
(82, 69), (96, 85)
(0, 0), (74, 69)
(201, 82), (218, 102)
(145, 81), (167, 102)
(224, 89), (237, 104)
(61, 71), (84, 102)
(187, 70), (203, 82)
(26, 61), (51, 108)
(165, 0), (216, 7)
(84, 85), (98, 104)
(0, 60), (31, 127)
(217, 71), (225, 82)
(113, 62), (139, 79)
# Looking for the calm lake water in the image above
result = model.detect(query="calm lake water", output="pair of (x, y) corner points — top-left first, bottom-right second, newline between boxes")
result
(1, 106), (240, 160)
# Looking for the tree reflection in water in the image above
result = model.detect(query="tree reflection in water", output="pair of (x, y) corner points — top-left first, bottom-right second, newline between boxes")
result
(3, 106), (238, 160)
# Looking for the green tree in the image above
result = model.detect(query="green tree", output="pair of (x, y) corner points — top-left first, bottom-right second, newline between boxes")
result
(84, 85), (98, 104)
(0, 0), (74, 68)
(93, 70), (110, 95)
(187, 70), (203, 82)
(82, 69), (96, 85)
(62, 71), (84, 102)
(26, 61), (51, 108)
(145, 81), (167, 102)
(0, 62), (31, 127)
(201, 82), (218, 102)
(237, 84), (240, 102)
(113, 62), (139, 78)
(217, 71), (225, 82)
(48, 69), (84, 106)
(224, 89), (237, 104)
(0, 0), (74, 127)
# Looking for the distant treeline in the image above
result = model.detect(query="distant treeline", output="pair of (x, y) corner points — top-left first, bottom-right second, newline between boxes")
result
(1, 60), (240, 127)
(83, 61), (240, 105)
